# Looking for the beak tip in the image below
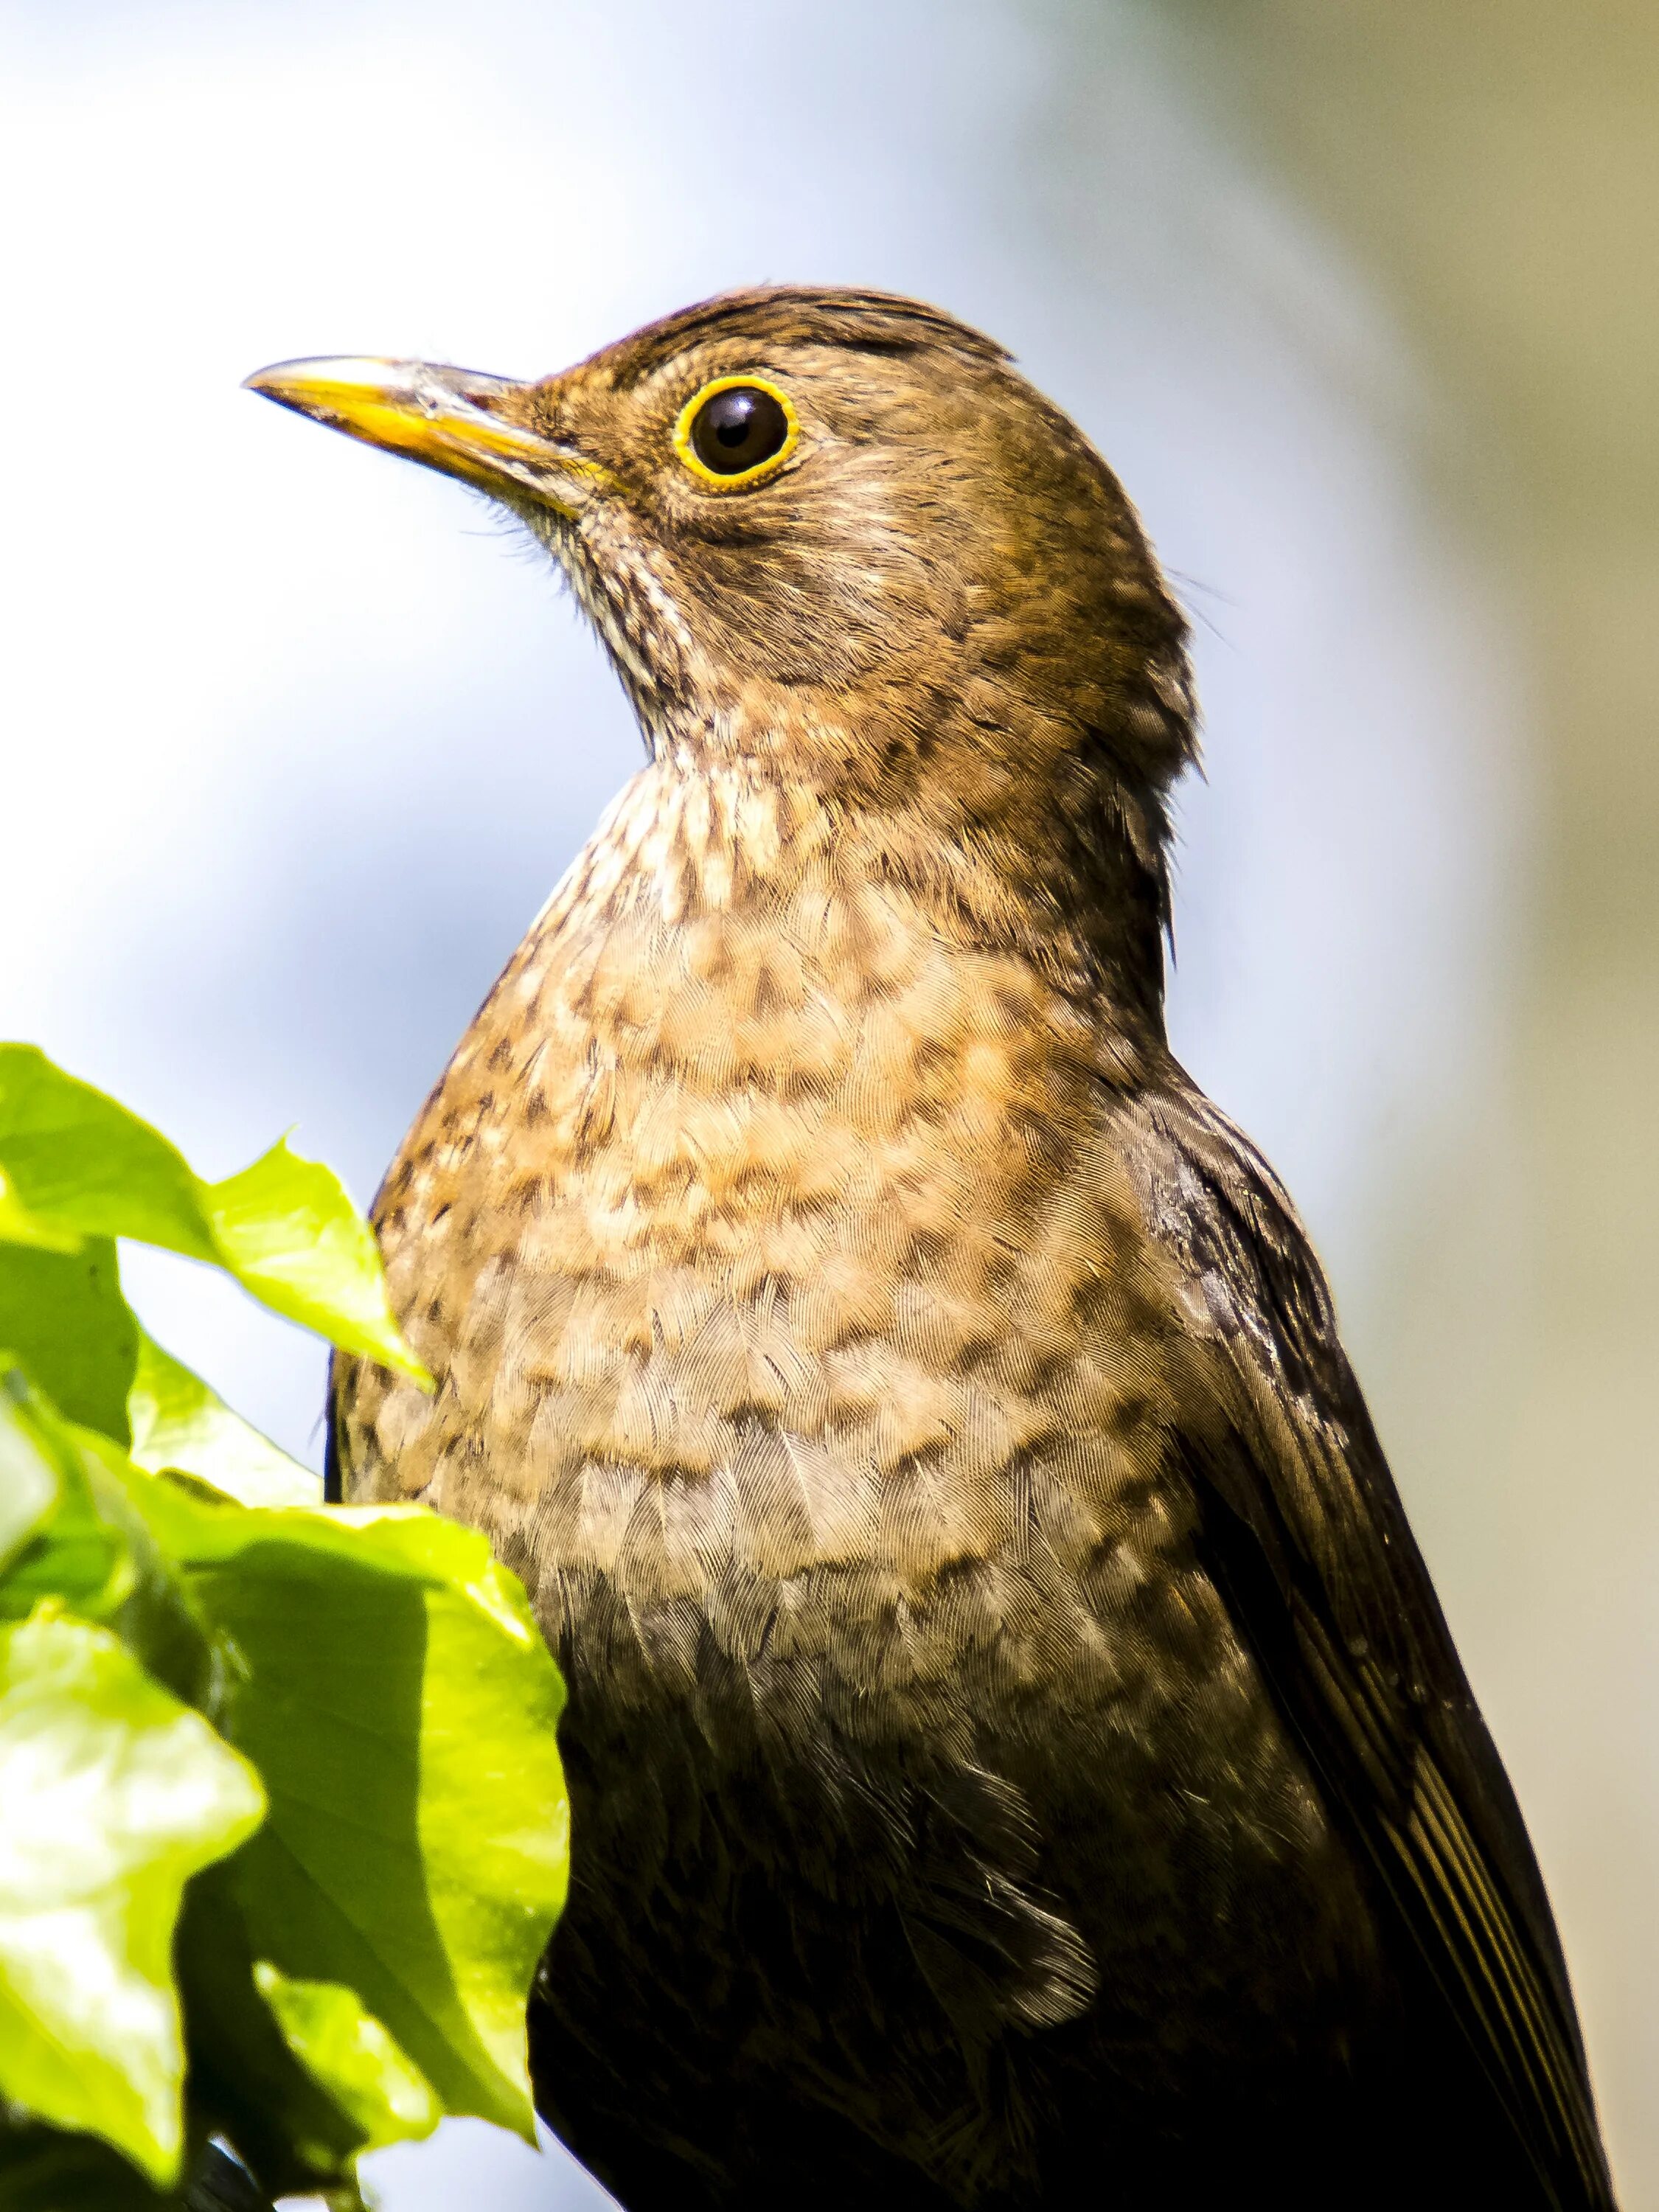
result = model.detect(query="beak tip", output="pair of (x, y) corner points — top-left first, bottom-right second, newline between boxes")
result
(242, 356), (381, 408)
(243, 362), (310, 411)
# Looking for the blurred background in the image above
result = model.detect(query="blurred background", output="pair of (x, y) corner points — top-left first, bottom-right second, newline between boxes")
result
(1, 0), (1653, 2201)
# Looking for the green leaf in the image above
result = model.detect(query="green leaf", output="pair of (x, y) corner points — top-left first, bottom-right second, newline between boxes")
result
(124, 1475), (568, 2141)
(0, 1607), (265, 2186)
(0, 1381), (59, 1575)
(126, 1332), (319, 1509)
(0, 1238), (138, 1444)
(252, 1963), (440, 2154)
(0, 1049), (216, 1263)
(69, 1429), (222, 1717)
(172, 1872), (374, 2200)
(0, 1374), (215, 1712)
(0, 1166), (81, 1256)
(201, 1138), (426, 1382)
(0, 1048), (426, 1383)
(0, 1380), (132, 1628)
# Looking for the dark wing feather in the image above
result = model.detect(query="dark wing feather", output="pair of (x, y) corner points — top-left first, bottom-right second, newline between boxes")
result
(322, 1349), (347, 1503)
(1123, 1071), (1613, 2211)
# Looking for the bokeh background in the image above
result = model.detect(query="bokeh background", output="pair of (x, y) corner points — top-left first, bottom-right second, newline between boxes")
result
(2, 1), (1654, 2202)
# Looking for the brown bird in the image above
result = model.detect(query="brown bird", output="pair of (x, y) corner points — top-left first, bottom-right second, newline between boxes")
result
(249, 289), (1615, 2211)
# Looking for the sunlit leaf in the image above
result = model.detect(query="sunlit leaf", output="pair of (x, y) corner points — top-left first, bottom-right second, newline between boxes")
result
(0, 1166), (81, 1255)
(0, 1380), (132, 1628)
(0, 1053), (568, 2203)
(0, 1239), (138, 1445)
(0, 1381), (59, 1576)
(0, 1607), (265, 2185)
(201, 1138), (426, 1383)
(0, 1050), (217, 1264)
(173, 1873), (377, 2201)
(253, 1962), (440, 2155)
(0, 1049), (425, 1382)
(126, 1332), (319, 1509)
(125, 1474), (567, 2141)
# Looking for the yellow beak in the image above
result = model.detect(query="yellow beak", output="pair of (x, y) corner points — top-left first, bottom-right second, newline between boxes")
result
(243, 355), (607, 512)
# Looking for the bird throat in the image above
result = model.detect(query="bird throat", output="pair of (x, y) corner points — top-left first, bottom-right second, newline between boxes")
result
(546, 695), (1169, 1020)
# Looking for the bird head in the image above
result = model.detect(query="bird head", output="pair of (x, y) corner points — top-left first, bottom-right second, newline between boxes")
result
(248, 288), (1195, 1001)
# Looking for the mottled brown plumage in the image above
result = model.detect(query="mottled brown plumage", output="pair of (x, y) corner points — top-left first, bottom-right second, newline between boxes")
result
(251, 289), (1615, 2208)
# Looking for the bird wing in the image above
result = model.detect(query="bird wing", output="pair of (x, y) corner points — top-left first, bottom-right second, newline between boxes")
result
(322, 1348), (347, 1503)
(1120, 1071), (1613, 2211)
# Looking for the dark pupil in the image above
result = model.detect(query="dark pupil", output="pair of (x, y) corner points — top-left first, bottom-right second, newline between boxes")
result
(691, 386), (788, 476)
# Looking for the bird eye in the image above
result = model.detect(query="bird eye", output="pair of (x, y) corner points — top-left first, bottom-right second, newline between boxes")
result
(674, 376), (799, 488)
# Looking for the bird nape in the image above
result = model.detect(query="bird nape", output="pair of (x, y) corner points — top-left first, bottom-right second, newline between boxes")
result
(251, 288), (1616, 2212)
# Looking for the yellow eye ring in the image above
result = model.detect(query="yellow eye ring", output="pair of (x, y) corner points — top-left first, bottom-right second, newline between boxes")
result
(672, 375), (800, 490)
